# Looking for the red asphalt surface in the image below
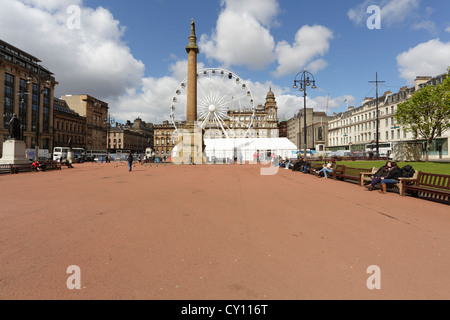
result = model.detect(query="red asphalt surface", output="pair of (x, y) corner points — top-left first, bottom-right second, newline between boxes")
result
(0, 162), (449, 300)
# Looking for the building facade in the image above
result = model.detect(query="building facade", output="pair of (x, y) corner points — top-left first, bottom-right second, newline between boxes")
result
(109, 118), (154, 153)
(0, 39), (57, 157)
(287, 108), (332, 152)
(328, 73), (449, 160)
(61, 95), (108, 151)
(278, 120), (287, 138)
(204, 89), (280, 139)
(53, 98), (87, 149)
(154, 121), (179, 159)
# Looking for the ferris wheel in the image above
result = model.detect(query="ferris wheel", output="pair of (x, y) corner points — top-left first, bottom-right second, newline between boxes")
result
(170, 68), (256, 139)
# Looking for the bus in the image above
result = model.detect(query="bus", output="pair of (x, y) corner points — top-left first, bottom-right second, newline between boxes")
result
(53, 147), (69, 162)
(53, 147), (85, 162)
(72, 148), (86, 163)
(365, 143), (393, 158)
(86, 150), (108, 162)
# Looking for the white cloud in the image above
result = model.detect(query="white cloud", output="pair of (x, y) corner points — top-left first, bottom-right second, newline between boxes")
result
(21, 0), (82, 11)
(201, 0), (333, 77)
(446, 27), (450, 33)
(111, 59), (208, 124)
(199, 0), (277, 70)
(273, 25), (333, 77)
(221, 0), (279, 26)
(397, 39), (450, 84)
(0, 0), (144, 102)
(1, 0), (337, 125)
(348, 0), (420, 27)
(381, 0), (420, 27)
(411, 20), (438, 35)
(255, 83), (355, 120)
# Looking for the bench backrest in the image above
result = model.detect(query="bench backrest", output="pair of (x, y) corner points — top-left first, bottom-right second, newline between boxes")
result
(417, 172), (450, 191)
(341, 167), (373, 177)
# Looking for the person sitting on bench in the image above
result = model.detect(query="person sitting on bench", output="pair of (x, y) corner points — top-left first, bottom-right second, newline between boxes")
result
(316, 162), (334, 179)
(379, 162), (402, 194)
(301, 158), (311, 174)
(366, 161), (392, 191)
(31, 161), (44, 172)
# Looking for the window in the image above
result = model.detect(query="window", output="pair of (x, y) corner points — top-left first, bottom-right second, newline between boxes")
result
(4, 73), (15, 128)
(43, 88), (51, 133)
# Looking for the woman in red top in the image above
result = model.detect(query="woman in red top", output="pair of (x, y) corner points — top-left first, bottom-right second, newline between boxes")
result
(31, 161), (42, 172)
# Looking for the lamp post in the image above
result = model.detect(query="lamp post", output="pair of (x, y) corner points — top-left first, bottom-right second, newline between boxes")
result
(369, 73), (385, 157)
(27, 66), (53, 160)
(293, 69), (317, 158)
(105, 113), (115, 157)
(16, 90), (28, 141)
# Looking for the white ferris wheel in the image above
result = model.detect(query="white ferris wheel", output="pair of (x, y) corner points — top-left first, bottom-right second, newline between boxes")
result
(170, 68), (256, 139)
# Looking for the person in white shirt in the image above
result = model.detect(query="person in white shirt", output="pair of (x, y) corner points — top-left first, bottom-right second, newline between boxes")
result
(317, 162), (333, 179)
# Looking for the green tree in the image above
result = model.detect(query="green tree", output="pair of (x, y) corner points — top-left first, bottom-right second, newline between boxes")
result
(395, 70), (450, 162)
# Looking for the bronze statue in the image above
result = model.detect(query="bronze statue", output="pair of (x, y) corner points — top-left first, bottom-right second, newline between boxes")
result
(8, 114), (21, 140)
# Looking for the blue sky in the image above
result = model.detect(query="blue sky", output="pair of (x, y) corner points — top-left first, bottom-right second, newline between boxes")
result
(1, 0), (449, 123)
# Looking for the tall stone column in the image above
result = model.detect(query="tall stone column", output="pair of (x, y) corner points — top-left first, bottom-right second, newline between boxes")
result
(183, 19), (204, 164)
(186, 19), (199, 124)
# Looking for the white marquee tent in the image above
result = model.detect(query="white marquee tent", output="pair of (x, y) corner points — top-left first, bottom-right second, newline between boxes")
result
(204, 138), (298, 162)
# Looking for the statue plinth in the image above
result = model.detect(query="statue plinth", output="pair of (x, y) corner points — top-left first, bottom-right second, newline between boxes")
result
(182, 121), (205, 164)
(0, 139), (30, 165)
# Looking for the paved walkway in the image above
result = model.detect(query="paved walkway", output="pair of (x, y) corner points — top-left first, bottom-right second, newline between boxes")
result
(0, 162), (449, 300)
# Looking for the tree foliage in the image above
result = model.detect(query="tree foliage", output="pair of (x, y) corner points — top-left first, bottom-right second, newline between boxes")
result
(395, 69), (450, 162)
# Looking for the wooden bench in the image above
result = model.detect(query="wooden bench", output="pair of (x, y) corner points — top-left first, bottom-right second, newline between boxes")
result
(334, 166), (376, 185)
(45, 161), (62, 171)
(361, 170), (419, 193)
(307, 162), (327, 175)
(33, 161), (62, 172)
(11, 163), (33, 174)
(0, 164), (13, 174)
(400, 172), (450, 204)
(310, 163), (338, 177)
(331, 165), (345, 179)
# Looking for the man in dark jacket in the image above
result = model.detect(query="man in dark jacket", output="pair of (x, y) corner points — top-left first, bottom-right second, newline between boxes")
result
(379, 162), (402, 194)
(127, 153), (133, 172)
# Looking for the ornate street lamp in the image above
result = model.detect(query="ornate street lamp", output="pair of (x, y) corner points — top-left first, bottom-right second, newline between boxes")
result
(293, 69), (317, 158)
(105, 113), (115, 155)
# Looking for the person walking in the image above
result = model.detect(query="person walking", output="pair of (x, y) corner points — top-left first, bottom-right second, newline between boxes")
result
(127, 152), (134, 172)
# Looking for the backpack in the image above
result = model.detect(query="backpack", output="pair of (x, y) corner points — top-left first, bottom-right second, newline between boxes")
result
(401, 165), (415, 178)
